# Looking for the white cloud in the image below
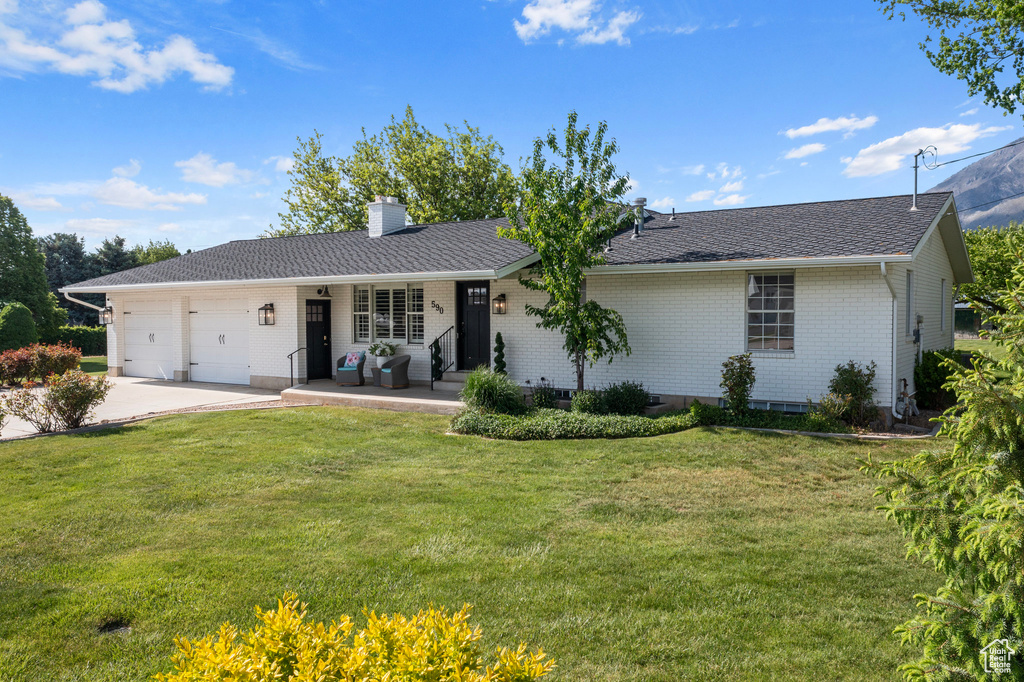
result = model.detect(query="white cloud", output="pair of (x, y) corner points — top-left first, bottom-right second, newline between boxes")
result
(175, 152), (254, 187)
(93, 177), (206, 210)
(3, 190), (64, 210)
(112, 158), (140, 177)
(626, 177), (639, 193)
(841, 123), (1011, 177)
(714, 193), (748, 206)
(649, 196), (675, 209)
(783, 115), (878, 139)
(757, 169), (782, 179)
(707, 163), (742, 180)
(64, 217), (136, 234)
(0, 1), (233, 93)
(686, 189), (714, 202)
(681, 163), (704, 175)
(265, 155), (295, 172)
(719, 180), (744, 192)
(514, 0), (640, 46)
(157, 222), (180, 232)
(960, 107), (979, 117)
(784, 143), (826, 159)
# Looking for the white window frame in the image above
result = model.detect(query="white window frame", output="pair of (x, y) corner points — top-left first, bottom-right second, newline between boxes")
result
(905, 270), (915, 336)
(940, 278), (947, 331)
(746, 271), (795, 352)
(353, 284), (425, 344)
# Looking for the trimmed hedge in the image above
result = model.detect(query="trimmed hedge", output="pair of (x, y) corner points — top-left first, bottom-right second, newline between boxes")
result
(450, 408), (699, 440)
(40, 325), (106, 356)
(689, 401), (849, 434)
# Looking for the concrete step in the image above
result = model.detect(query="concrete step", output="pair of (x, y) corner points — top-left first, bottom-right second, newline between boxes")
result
(430, 380), (465, 393)
(441, 370), (472, 384)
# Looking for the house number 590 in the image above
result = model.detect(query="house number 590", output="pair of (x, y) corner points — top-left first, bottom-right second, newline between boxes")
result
(431, 300), (444, 315)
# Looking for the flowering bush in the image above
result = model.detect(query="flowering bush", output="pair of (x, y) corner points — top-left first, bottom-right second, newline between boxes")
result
(3, 369), (110, 432)
(155, 593), (554, 682)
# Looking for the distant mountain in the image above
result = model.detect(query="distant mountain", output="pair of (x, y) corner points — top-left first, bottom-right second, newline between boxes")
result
(929, 136), (1024, 229)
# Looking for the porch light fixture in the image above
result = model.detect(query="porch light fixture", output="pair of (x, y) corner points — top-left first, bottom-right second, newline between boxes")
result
(98, 306), (114, 325)
(492, 293), (507, 315)
(258, 303), (276, 326)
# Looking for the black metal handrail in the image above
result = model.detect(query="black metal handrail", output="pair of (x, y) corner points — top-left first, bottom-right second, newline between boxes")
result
(430, 326), (455, 390)
(287, 347), (306, 387)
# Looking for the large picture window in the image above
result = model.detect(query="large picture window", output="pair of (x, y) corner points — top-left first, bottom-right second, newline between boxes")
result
(354, 284), (424, 344)
(747, 272), (794, 351)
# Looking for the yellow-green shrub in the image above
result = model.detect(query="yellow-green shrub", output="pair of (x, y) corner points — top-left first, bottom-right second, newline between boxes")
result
(154, 592), (554, 682)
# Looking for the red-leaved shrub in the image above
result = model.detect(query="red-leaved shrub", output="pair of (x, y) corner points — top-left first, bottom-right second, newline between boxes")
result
(0, 343), (82, 386)
(3, 369), (111, 432)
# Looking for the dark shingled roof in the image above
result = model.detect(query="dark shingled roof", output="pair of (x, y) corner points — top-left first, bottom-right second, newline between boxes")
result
(66, 193), (953, 290)
(604, 192), (952, 266)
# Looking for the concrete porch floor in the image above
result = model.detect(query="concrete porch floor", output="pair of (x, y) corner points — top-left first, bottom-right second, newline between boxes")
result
(281, 380), (464, 415)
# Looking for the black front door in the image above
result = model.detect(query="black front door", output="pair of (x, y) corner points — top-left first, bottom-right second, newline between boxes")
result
(457, 281), (490, 370)
(305, 300), (332, 380)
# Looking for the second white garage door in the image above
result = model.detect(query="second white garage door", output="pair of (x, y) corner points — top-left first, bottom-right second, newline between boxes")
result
(189, 298), (250, 384)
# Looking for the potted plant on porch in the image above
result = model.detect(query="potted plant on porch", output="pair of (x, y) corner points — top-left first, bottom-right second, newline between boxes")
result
(368, 341), (398, 368)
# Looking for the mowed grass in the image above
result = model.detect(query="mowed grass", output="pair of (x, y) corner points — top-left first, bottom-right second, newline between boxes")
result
(0, 407), (942, 681)
(955, 337), (1008, 361)
(79, 356), (107, 376)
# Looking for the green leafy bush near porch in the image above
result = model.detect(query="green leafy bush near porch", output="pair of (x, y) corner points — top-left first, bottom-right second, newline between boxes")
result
(450, 408), (698, 440)
(689, 401), (849, 434)
(460, 367), (527, 415)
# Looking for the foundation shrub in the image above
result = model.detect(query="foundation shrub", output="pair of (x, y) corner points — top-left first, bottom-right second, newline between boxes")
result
(570, 389), (606, 415)
(526, 378), (558, 409)
(460, 367), (527, 415)
(829, 360), (878, 426)
(689, 400), (848, 434)
(602, 380), (650, 416)
(720, 353), (756, 414)
(913, 348), (962, 410)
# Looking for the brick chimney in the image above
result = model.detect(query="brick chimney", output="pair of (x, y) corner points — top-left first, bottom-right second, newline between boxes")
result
(367, 195), (407, 238)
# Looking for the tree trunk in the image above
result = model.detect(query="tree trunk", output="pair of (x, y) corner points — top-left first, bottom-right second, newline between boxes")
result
(575, 350), (585, 392)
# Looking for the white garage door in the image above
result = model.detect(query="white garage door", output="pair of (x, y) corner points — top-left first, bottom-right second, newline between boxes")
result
(189, 298), (250, 384)
(124, 300), (173, 380)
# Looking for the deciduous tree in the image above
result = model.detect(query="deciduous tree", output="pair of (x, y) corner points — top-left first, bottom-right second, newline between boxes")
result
(132, 239), (181, 265)
(879, 0), (1024, 117)
(499, 111), (631, 392)
(960, 222), (1024, 313)
(266, 107), (515, 236)
(0, 195), (65, 336)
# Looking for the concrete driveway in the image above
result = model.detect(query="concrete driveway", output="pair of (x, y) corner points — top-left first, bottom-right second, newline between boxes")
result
(1, 377), (280, 440)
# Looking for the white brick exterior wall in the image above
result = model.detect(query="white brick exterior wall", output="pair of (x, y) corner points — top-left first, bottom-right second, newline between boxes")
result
(493, 266), (895, 407)
(100, 226), (960, 407)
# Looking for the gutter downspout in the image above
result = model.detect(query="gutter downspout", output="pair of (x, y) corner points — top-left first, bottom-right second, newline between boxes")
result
(953, 284), (960, 348)
(881, 263), (899, 424)
(63, 291), (105, 312)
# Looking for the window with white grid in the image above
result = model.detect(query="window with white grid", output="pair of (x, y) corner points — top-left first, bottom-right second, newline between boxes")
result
(747, 272), (795, 351)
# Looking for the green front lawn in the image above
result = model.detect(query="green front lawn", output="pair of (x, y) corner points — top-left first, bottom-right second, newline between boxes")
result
(79, 355), (107, 376)
(0, 408), (941, 680)
(955, 337), (1008, 361)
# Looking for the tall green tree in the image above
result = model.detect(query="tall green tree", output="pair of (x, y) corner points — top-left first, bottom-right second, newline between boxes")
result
(90, 236), (139, 276)
(265, 107), (515, 237)
(132, 239), (181, 265)
(38, 232), (91, 325)
(498, 111), (631, 392)
(866, 251), (1024, 679)
(879, 0), (1024, 117)
(960, 222), (1024, 313)
(0, 195), (65, 336)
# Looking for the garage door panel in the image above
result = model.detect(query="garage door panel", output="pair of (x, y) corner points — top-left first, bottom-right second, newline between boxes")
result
(124, 302), (173, 380)
(188, 299), (250, 385)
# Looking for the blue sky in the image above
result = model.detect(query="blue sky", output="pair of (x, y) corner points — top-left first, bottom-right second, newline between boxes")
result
(1, 0), (1019, 252)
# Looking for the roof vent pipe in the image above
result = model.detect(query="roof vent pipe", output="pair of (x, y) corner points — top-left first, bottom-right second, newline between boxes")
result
(631, 197), (646, 239)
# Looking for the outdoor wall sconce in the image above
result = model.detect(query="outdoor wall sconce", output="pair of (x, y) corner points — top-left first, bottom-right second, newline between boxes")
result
(98, 306), (114, 325)
(492, 293), (507, 315)
(258, 303), (276, 326)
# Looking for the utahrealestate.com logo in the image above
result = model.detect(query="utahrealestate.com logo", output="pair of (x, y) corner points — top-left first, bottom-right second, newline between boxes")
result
(981, 639), (1017, 675)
